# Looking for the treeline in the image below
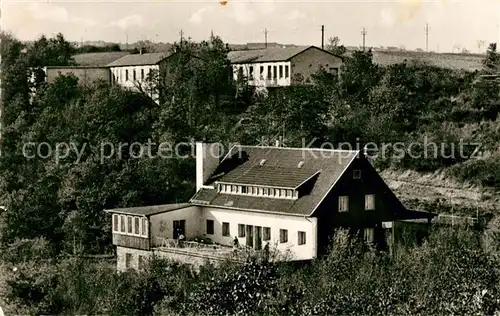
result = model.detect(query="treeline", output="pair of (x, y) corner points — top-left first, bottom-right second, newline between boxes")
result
(3, 228), (500, 315)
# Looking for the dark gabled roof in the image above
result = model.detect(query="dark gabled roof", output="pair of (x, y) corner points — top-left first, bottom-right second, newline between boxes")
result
(219, 165), (321, 189)
(72, 52), (130, 67)
(228, 46), (342, 64)
(104, 203), (191, 217)
(107, 52), (171, 67)
(190, 145), (359, 216)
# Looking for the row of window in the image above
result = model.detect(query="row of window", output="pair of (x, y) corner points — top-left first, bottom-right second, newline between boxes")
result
(112, 68), (152, 83)
(338, 194), (375, 212)
(217, 184), (298, 199)
(206, 220), (306, 245)
(237, 64), (290, 81)
(112, 214), (149, 237)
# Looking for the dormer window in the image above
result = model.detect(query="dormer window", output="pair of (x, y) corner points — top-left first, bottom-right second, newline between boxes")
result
(298, 161), (305, 168)
(260, 159), (267, 166)
(218, 183), (298, 200)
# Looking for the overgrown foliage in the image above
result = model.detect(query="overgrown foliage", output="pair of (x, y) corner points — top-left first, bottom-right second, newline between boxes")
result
(3, 228), (500, 315)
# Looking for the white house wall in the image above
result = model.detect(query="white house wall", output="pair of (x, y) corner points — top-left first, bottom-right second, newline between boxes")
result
(110, 65), (159, 103)
(201, 206), (317, 261)
(149, 206), (202, 243)
(232, 61), (292, 87)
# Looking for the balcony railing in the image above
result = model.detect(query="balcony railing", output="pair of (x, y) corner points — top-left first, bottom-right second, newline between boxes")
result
(153, 236), (266, 261)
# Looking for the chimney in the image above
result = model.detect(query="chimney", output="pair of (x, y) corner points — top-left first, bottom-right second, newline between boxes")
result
(196, 142), (222, 192)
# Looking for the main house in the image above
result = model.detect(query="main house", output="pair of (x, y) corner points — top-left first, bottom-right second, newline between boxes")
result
(227, 46), (343, 88)
(105, 142), (434, 271)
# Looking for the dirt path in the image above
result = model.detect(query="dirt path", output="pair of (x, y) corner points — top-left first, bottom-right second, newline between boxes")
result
(381, 168), (499, 212)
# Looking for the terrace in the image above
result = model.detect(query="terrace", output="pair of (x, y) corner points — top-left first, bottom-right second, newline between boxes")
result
(152, 236), (275, 263)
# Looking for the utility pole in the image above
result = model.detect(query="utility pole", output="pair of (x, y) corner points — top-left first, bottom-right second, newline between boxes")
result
(361, 28), (367, 51)
(321, 25), (325, 50)
(264, 28), (268, 48)
(425, 23), (429, 52)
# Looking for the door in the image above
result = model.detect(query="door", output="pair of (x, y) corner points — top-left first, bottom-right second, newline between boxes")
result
(254, 226), (262, 250)
(173, 220), (186, 239)
(246, 225), (254, 247)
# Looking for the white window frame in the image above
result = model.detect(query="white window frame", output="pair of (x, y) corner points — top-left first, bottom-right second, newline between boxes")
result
(133, 217), (141, 236)
(298, 231), (306, 245)
(120, 215), (126, 232)
(364, 228), (375, 243)
(280, 229), (288, 243)
(222, 222), (230, 237)
(338, 196), (349, 212)
(365, 194), (375, 211)
(238, 224), (246, 237)
(141, 217), (148, 237)
(113, 214), (119, 232)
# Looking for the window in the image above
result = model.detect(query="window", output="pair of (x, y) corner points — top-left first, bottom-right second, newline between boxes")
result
(133, 69), (136, 80)
(260, 66), (264, 78)
(285, 65), (289, 78)
(279, 65), (283, 78)
(365, 194), (375, 211)
(267, 66), (272, 79)
(249, 66), (254, 77)
(364, 228), (375, 243)
(286, 190), (292, 198)
(238, 224), (246, 237)
(222, 222), (230, 236)
(127, 216), (133, 233)
(298, 231), (306, 245)
(113, 214), (119, 232)
(338, 196), (349, 212)
(259, 159), (267, 165)
(353, 169), (361, 179)
(141, 69), (145, 80)
(263, 188), (269, 196)
(120, 215), (125, 232)
(206, 220), (214, 235)
(280, 189), (286, 197)
(141, 218), (148, 237)
(134, 217), (140, 235)
(125, 253), (132, 269)
(242, 186), (248, 194)
(298, 161), (305, 168)
(232, 185), (237, 193)
(263, 227), (271, 241)
(280, 229), (288, 243)
(273, 66), (277, 79)
(125, 69), (129, 81)
(138, 255), (146, 270)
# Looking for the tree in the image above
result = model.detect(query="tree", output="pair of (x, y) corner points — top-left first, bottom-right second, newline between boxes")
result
(326, 36), (347, 57)
(482, 43), (500, 71)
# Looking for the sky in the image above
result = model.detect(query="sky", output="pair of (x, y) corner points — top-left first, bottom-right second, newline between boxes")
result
(2, 0), (500, 53)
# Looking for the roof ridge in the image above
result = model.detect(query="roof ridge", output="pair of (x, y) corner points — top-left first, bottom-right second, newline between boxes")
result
(235, 144), (360, 153)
